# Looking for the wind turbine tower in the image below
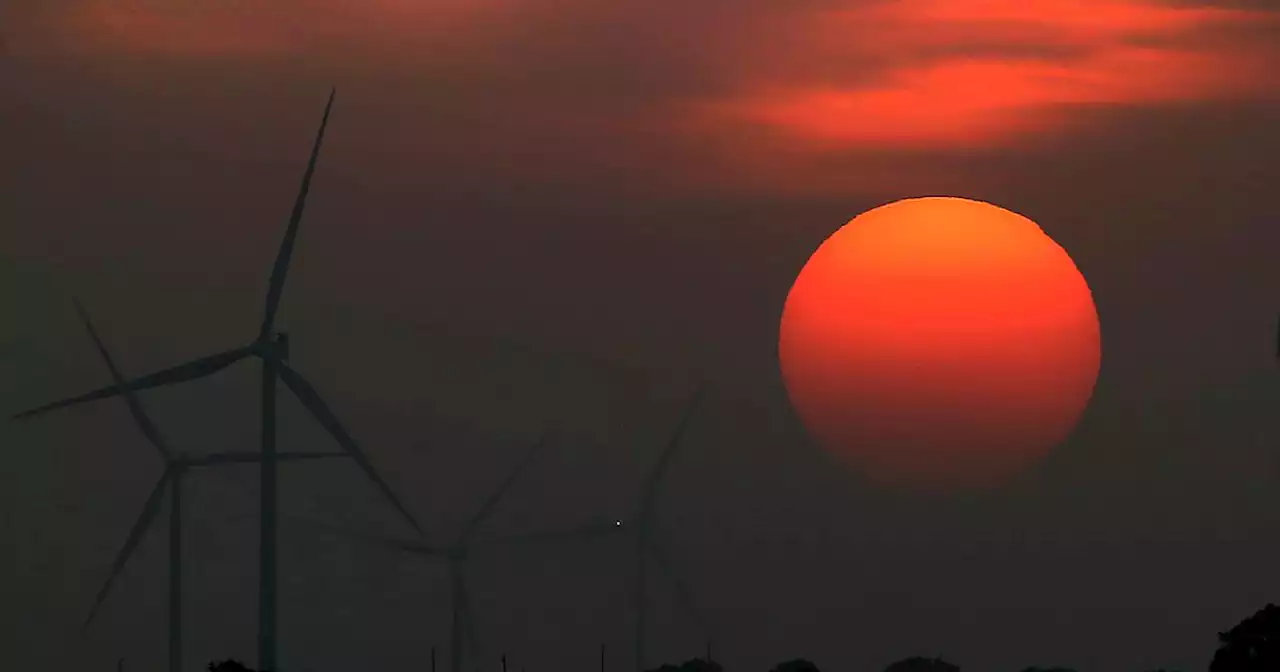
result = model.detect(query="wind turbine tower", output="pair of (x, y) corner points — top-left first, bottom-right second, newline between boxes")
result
(629, 388), (711, 672)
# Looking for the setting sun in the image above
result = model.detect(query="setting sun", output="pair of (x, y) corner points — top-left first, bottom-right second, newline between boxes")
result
(778, 197), (1101, 491)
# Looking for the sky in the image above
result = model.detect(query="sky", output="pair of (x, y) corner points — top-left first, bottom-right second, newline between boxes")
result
(3, 1), (1280, 671)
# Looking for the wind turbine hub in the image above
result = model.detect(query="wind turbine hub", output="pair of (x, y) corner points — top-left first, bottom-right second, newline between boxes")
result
(252, 333), (291, 362)
(275, 332), (290, 360)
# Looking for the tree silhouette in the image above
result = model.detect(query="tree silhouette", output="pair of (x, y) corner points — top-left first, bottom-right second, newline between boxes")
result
(644, 658), (723, 672)
(883, 656), (960, 672)
(207, 660), (257, 672)
(769, 659), (821, 672)
(1210, 603), (1280, 672)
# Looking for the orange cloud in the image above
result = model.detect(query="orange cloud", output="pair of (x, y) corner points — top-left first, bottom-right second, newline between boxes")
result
(50, 0), (522, 58)
(22, 0), (1280, 197)
(64, 4), (288, 57)
(695, 0), (1280, 151)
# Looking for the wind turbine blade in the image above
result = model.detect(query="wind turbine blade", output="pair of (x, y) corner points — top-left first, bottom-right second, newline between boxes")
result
(277, 363), (429, 541)
(184, 451), (348, 467)
(83, 468), (174, 631)
(473, 520), (626, 548)
(281, 514), (438, 554)
(259, 87), (336, 341)
(647, 537), (709, 637)
(13, 346), (253, 420)
(638, 387), (705, 517)
(459, 431), (551, 543)
(71, 298), (172, 460)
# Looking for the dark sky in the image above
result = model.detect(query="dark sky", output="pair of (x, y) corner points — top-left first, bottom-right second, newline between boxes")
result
(3, 1), (1280, 671)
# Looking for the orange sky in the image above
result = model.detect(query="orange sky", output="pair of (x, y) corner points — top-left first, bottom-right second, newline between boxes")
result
(14, 0), (1280, 195)
(701, 0), (1279, 150)
(6, 5), (1280, 671)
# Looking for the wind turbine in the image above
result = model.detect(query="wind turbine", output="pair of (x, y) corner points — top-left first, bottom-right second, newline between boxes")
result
(11, 88), (428, 672)
(292, 429), (625, 672)
(626, 388), (711, 672)
(67, 298), (346, 672)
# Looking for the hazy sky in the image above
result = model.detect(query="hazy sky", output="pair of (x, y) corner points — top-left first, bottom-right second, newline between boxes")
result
(3, 2), (1280, 671)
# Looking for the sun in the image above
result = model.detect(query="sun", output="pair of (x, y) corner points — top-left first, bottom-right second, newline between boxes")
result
(778, 196), (1101, 492)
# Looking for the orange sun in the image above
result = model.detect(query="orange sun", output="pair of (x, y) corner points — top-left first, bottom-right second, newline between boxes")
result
(778, 196), (1101, 492)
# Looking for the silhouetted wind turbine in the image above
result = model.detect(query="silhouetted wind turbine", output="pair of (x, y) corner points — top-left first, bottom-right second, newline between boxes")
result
(11, 88), (428, 672)
(626, 388), (711, 672)
(67, 299), (345, 672)
(293, 429), (625, 672)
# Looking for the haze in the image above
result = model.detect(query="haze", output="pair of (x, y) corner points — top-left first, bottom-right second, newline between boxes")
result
(2, 1), (1280, 671)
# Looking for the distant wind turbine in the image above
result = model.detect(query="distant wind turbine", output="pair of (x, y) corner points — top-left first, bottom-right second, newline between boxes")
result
(12, 88), (428, 672)
(292, 429), (624, 672)
(297, 389), (710, 672)
(626, 388), (711, 672)
(67, 299), (346, 672)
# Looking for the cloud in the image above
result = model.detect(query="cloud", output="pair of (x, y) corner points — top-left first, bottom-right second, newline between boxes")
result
(690, 0), (1280, 152)
(18, 0), (1280, 197)
(30, 0), (540, 60)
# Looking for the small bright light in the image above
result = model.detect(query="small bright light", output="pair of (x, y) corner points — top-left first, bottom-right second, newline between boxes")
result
(615, 520), (622, 526)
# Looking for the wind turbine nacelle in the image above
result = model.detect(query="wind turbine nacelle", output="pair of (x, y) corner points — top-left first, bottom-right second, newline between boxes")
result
(252, 333), (291, 361)
(276, 332), (290, 360)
